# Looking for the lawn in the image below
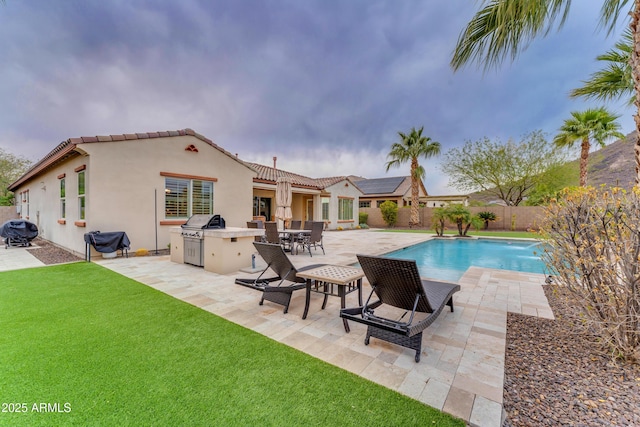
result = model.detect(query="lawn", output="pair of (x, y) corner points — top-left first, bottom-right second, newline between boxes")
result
(0, 262), (464, 426)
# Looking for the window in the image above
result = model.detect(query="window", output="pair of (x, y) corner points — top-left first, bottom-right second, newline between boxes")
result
(359, 201), (370, 208)
(78, 171), (85, 220)
(20, 190), (29, 219)
(321, 197), (330, 220)
(338, 198), (353, 221)
(60, 177), (66, 219)
(253, 196), (271, 219)
(165, 177), (213, 218)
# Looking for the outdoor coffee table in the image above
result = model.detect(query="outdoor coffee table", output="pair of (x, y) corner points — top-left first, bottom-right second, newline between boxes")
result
(297, 265), (364, 332)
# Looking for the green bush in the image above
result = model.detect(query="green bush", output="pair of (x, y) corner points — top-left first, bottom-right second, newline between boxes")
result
(380, 201), (398, 228)
(358, 212), (368, 225)
(477, 211), (498, 230)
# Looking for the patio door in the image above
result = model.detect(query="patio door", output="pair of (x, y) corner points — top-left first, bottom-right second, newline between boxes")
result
(306, 199), (313, 221)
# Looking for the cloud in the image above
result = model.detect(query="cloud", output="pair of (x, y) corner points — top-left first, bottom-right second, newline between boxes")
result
(0, 0), (636, 196)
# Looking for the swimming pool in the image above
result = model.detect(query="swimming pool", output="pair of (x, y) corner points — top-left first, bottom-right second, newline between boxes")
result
(384, 238), (547, 282)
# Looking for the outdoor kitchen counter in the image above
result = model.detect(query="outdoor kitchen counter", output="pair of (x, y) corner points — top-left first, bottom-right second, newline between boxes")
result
(170, 227), (264, 274)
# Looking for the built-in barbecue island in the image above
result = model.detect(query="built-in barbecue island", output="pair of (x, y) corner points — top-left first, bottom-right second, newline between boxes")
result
(170, 214), (264, 274)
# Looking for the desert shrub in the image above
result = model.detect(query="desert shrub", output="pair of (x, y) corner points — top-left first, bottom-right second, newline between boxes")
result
(135, 248), (149, 257)
(358, 212), (368, 225)
(538, 186), (640, 361)
(380, 201), (398, 228)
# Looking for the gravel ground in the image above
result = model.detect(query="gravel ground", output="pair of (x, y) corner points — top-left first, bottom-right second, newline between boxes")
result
(503, 285), (640, 426)
(22, 240), (640, 426)
(26, 238), (83, 264)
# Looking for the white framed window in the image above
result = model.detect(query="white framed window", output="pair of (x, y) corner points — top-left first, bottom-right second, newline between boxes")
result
(338, 198), (353, 221)
(20, 190), (29, 219)
(165, 177), (213, 218)
(60, 177), (66, 219)
(78, 171), (85, 220)
(321, 197), (329, 221)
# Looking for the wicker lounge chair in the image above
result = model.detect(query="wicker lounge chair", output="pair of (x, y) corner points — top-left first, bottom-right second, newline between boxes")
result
(340, 254), (460, 362)
(235, 242), (325, 313)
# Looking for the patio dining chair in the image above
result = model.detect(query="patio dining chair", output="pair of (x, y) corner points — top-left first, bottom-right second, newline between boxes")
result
(235, 242), (326, 313)
(289, 220), (302, 230)
(340, 254), (460, 362)
(246, 221), (266, 242)
(295, 221), (325, 256)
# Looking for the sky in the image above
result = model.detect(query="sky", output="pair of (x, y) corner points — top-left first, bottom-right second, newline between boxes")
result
(0, 0), (635, 195)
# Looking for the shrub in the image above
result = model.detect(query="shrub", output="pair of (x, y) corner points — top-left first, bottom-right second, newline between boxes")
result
(477, 211), (498, 230)
(443, 204), (482, 236)
(432, 207), (446, 236)
(135, 248), (149, 257)
(538, 186), (640, 362)
(379, 201), (398, 228)
(358, 212), (368, 225)
(358, 223), (369, 229)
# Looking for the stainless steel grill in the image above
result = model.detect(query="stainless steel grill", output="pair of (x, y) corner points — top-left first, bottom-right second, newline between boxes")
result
(180, 214), (225, 266)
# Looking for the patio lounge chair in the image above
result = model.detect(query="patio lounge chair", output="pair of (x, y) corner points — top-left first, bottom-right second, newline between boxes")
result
(340, 254), (460, 362)
(235, 242), (325, 313)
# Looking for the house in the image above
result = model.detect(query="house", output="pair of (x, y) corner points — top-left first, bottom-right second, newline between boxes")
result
(247, 162), (361, 230)
(352, 176), (468, 208)
(352, 176), (427, 208)
(8, 129), (256, 256)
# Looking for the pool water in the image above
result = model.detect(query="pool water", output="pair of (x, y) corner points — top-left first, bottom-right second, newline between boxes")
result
(384, 238), (547, 282)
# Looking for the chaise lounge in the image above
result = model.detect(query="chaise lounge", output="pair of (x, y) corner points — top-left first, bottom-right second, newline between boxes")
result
(340, 254), (460, 362)
(235, 242), (325, 313)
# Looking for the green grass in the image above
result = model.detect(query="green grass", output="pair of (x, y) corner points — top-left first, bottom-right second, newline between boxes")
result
(380, 229), (539, 239)
(0, 263), (464, 427)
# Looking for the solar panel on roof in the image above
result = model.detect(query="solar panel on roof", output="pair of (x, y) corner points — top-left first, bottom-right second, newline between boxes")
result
(355, 177), (405, 194)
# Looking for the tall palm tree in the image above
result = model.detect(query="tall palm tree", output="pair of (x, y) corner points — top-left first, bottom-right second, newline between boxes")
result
(450, 0), (640, 186)
(385, 127), (441, 227)
(553, 107), (625, 186)
(570, 28), (634, 105)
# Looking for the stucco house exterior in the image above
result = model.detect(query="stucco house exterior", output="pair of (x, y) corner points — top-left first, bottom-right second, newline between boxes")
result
(247, 162), (362, 230)
(8, 129), (256, 255)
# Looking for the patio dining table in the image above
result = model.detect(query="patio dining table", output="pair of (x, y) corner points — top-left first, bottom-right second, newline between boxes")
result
(278, 229), (311, 253)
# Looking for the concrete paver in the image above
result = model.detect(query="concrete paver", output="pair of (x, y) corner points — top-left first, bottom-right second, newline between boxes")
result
(5, 229), (553, 427)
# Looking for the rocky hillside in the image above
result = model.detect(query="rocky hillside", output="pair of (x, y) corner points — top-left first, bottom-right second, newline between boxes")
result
(586, 131), (636, 189)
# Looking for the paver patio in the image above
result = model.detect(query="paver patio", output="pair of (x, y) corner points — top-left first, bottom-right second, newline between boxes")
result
(1, 229), (553, 426)
(97, 229), (553, 427)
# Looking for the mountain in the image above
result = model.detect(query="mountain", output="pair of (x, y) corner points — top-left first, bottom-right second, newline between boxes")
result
(586, 131), (636, 189)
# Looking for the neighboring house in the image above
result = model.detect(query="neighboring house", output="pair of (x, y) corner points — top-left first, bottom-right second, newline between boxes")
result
(246, 162), (361, 230)
(352, 176), (469, 208)
(8, 129), (256, 255)
(422, 195), (469, 207)
(352, 176), (428, 208)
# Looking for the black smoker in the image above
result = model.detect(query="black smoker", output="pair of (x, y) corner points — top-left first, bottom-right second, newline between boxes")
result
(180, 214), (225, 267)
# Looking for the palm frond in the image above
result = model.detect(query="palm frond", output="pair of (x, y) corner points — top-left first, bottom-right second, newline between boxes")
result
(451, 0), (571, 71)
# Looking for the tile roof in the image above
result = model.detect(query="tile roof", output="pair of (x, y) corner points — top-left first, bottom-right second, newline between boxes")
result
(9, 129), (247, 191)
(246, 162), (349, 190)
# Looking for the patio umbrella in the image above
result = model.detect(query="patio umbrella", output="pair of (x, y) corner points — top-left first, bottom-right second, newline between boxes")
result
(275, 175), (293, 228)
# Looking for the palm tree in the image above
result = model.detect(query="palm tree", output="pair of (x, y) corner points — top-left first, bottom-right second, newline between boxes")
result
(553, 107), (625, 186)
(450, 0), (640, 186)
(570, 28), (634, 105)
(385, 127), (441, 227)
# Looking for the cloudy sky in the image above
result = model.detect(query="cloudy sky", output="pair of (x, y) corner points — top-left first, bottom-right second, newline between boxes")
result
(0, 1), (634, 194)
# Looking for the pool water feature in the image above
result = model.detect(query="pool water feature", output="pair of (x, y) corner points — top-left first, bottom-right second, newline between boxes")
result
(384, 238), (547, 282)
